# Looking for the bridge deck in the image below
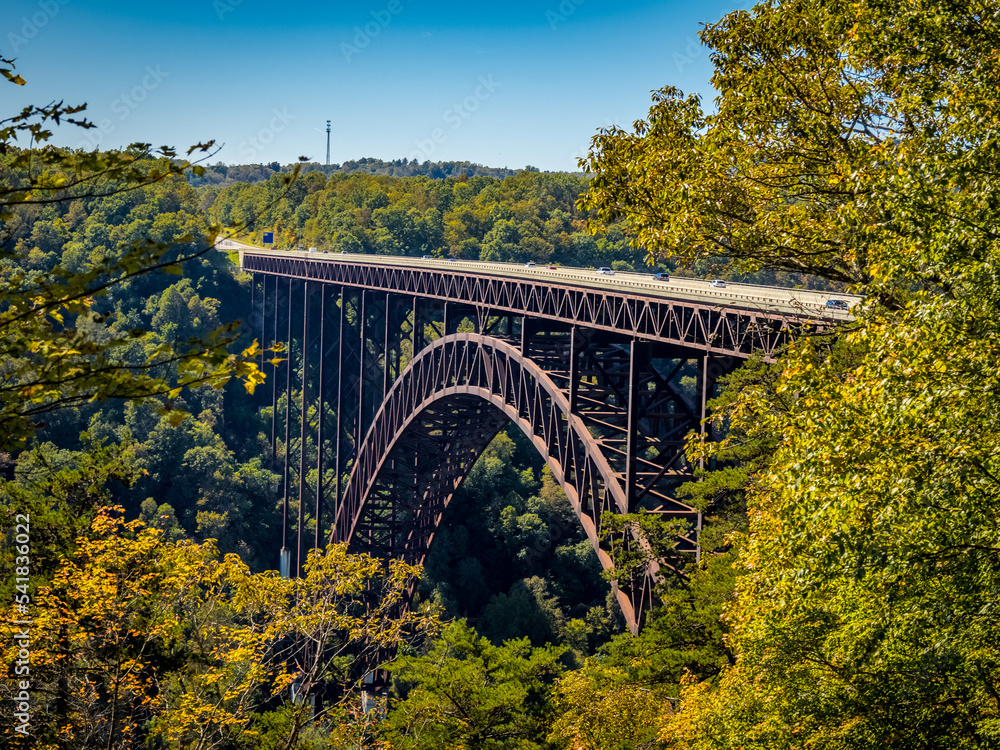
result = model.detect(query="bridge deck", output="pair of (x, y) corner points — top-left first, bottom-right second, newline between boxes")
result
(239, 246), (858, 359)
(239, 243), (861, 632)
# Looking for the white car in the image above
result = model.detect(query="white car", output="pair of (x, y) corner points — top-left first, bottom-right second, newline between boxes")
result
(597, 267), (615, 275)
(524, 261), (536, 268)
(710, 279), (727, 288)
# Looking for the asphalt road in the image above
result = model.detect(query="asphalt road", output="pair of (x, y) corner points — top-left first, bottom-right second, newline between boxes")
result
(221, 240), (862, 320)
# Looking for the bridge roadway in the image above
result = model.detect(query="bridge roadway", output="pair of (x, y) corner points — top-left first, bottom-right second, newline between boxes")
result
(230, 241), (859, 319)
(235, 243), (860, 361)
(238, 240), (859, 633)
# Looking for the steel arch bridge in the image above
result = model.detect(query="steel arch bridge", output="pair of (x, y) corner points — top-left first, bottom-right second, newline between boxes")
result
(242, 249), (839, 633)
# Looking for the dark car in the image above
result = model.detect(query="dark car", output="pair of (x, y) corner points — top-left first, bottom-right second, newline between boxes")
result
(653, 272), (670, 281)
(825, 299), (849, 310)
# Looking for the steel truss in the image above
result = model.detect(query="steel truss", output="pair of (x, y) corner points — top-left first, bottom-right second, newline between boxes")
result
(252, 273), (744, 633)
(242, 252), (818, 359)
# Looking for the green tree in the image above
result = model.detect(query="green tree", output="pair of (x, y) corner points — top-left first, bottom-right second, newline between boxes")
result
(579, 0), (1000, 301)
(576, 0), (1000, 747)
(548, 661), (668, 750)
(385, 620), (565, 750)
(1, 506), (430, 750)
(0, 57), (307, 451)
(0, 439), (141, 601)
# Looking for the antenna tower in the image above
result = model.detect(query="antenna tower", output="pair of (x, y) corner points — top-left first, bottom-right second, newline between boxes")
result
(325, 120), (331, 166)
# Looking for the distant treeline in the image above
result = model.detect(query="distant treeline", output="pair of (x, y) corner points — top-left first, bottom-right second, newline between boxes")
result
(187, 157), (530, 188)
(203, 169), (664, 275)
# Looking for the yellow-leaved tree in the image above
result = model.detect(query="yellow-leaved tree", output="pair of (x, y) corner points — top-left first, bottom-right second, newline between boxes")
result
(1, 508), (431, 750)
(580, 0), (1000, 746)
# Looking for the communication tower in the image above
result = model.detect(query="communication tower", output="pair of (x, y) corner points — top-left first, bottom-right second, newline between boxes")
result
(325, 120), (331, 166)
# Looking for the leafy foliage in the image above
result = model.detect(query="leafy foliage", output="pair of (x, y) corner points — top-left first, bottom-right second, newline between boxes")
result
(0, 507), (430, 750)
(548, 661), (669, 750)
(418, 427), (620, 652)
(0, 56), (271, 452)
(384, 620), (565, 750)
(577, 0), (1000, 747)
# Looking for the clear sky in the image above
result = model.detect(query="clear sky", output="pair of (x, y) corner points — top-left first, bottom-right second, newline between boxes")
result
(5, 0), (747, 172)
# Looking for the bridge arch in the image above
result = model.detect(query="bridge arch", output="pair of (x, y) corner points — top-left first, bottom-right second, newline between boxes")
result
(330, 332), (657, 633)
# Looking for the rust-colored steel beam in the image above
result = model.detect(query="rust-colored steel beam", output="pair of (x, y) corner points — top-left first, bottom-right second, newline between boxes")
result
(329, 332), (692, 634)
(242, 253), (811, 360)
(251, 255), (794, 633)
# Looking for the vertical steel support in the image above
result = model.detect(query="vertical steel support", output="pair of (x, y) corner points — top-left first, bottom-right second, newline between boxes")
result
(357, 290), (368, 443)
(334, 287), (346, 525)
(695, 353), (711, 564)
(383, 294), (392, 398)
(282, 278), (294, 566)
(412, 296), (424, 354)
(314, 285), (326, 551)
(259, 274), (267, 371)
(625, 340), (642, 513)
(270, 277), (280, 467)
(568, 326), (579, 413)
(698, 354), (710, 470)
(296, 281), (311, 577)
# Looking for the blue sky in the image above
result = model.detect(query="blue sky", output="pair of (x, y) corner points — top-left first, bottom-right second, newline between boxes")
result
(5, 0), (747, 172)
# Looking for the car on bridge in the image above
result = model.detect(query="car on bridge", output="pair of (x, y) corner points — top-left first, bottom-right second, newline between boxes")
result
(825, 299), (850, 310)
(597, 267), (614, 275)
(653, 272), (670, 281)
(525, 261), (536, 268)
(710, 279), (727, 288)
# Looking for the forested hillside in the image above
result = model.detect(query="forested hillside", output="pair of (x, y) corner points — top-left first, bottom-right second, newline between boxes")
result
(187, 158), (520, 189)
(0, 146), (618, 634)
(207, 169), (645, 269)
(204, 166), (837, 291)
(0, 164), (285, 570)
(0, 60), (628, 747)
(5, 0), (1000, 747)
